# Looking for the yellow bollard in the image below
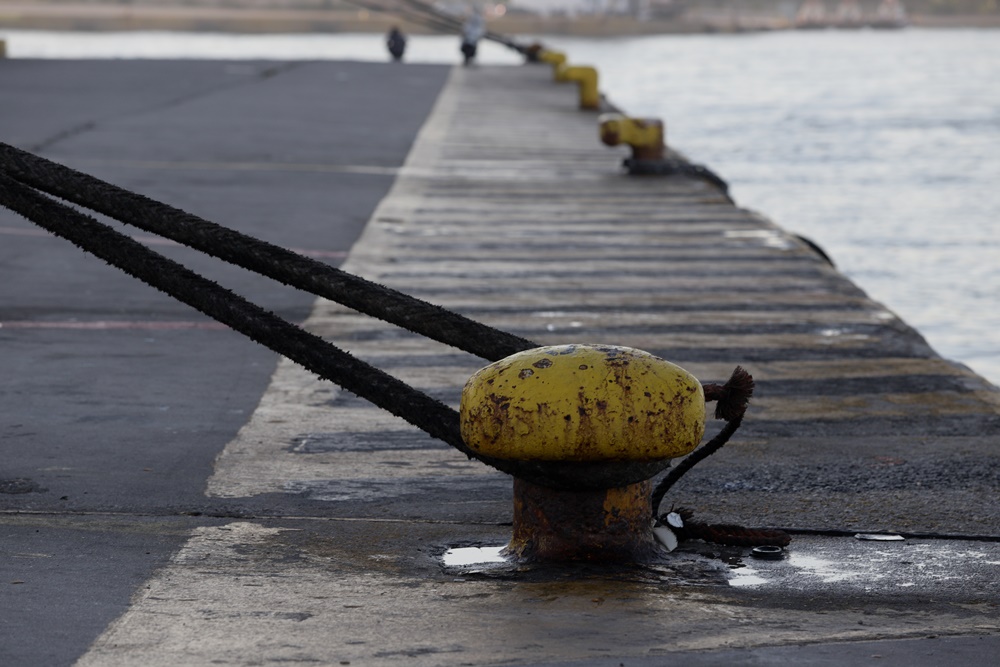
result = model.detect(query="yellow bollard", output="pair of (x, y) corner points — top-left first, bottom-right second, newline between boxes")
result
(0, 40), (6, 59)
(599, 113), (666, 162)
(460, 344), (706, 563)
(537, 50), (567, 80)
(558, 65), (600, 110)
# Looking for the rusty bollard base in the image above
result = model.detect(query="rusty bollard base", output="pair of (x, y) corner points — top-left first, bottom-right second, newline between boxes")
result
(460, 344), (706, 565)
(506, 478), (660, 564)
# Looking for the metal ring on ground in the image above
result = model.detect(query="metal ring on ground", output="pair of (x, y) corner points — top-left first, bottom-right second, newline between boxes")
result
(750, 545), (785, 560)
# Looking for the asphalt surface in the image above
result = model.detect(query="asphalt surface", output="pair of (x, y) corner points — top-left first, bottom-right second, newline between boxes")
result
(0, 58), (450, 666)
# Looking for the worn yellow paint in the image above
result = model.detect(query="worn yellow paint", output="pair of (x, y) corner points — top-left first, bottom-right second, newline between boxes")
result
(557, 65), (600, 110)
(460, 344), (705, 462)
(601, 483), (650, 528)
(599, 113), (665, 150)
(539, 50), (567, 79)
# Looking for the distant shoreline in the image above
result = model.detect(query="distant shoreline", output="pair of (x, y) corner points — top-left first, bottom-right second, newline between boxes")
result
(1, 4), (999, 37)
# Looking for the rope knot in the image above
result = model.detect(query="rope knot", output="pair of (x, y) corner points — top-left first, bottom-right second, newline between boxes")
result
(703, 365), (754, 422)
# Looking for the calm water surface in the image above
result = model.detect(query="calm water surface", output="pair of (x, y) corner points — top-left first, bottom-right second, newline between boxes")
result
(4, 28), (999, 384)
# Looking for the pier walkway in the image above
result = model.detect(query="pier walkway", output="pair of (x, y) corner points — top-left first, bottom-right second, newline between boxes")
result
(2, 60), (1000, 664)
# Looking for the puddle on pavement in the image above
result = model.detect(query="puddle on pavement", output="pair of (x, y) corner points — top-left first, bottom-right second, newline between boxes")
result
(720, 537), (1000, 594)
(443, 546), (507, 567)
(439, 537), (1000, 596)
(729, 569), (769, 587)
(728, 553), (860, 588)
(439, 542), (733, 586)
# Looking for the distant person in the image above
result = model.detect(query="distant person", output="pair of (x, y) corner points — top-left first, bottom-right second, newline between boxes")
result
(386, 26), (406, 62)
(460, 12), (485, 66)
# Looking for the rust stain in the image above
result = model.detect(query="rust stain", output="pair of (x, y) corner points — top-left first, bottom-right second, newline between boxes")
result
(507, 478), (658, 563)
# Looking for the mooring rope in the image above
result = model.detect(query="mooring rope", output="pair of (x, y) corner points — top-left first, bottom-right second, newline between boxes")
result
(0, 146), (752, 495)
(0, 171), (550, 481)
(1, 164), (710, 489)
(651, 366), (755, 515)
(647, 368), (783, 548)
(0, 142), (536, 363)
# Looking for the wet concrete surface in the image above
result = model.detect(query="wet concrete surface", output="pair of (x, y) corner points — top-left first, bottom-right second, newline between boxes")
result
(521, 635), (1000, 666)
(66, 518), (1000, 666)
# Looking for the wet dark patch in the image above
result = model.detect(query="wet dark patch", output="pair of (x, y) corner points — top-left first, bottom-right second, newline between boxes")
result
(455, 302), (880, 315)
(284, 476), (510, 503)
(343, 323), (916, 351)
(0, 478), (46, 494)
(402, 283), (866, 297)
(399, 252), (822, 263)
(386, 267), (832, 280)
(741, 414), (1000, 439)
(753, 374), (985, 397)
(642, 345), (933, 363)
(679, 454), (1000, 494)
(325, 386), (462, 408)
(289, 431), (448, 453)
(372, 647), (448, 659)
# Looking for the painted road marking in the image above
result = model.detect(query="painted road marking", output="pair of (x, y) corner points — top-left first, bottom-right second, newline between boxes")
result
(56, 157), (402, 176)
(0, 320), (228, 330)
(1, 225), (347, 259)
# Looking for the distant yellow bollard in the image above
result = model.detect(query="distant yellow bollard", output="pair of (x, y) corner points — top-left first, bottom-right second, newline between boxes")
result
(599, 113), (666, 162)
(537, 50), (567, 80)
(556, 65), (600, 110)
(460, 344), (706, 563)
(0, 40), (6, 59)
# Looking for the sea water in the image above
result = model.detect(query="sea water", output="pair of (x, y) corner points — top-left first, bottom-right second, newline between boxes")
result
(3, 28), (998, 385)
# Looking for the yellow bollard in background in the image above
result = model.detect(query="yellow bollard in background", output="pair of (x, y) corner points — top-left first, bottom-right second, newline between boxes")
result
(599, 113), (666, 162)
(538, 50), (567, 80)
(558, 65), (600, 110)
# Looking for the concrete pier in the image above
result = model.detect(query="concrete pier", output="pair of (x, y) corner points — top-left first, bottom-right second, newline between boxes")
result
(2, 60), (999, 665)
(209, 64), (1000, 535)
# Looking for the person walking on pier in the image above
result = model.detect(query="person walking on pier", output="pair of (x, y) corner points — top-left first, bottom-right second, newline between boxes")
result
(386, 26), (406, 62)
(460, 11), (485, 66)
